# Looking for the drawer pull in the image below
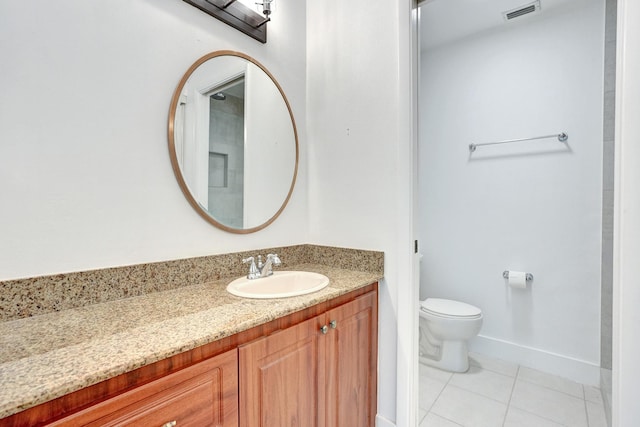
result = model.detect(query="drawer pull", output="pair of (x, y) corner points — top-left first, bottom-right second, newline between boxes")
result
(161, 421), (177, 427)
(320, 325), (328, 334)
(329, 320), (337, 329)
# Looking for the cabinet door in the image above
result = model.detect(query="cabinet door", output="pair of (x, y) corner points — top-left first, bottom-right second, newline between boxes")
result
(51, 349), (238, 427)
(238, 316), (325, 427)
(325, 291), (378, 427)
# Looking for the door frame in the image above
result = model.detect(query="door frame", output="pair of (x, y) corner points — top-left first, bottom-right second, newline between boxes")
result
(612, 0), (640, 425)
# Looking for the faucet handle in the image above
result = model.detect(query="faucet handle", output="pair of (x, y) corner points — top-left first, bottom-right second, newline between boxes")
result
(266, 253), (282, 266)
(242, 257), (260, 279)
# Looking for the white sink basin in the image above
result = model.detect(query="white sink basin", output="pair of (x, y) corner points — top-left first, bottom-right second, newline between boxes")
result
(226, 271), (330, 299)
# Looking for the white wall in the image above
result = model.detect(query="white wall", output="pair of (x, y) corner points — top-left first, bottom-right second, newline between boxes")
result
(0, 1), (417, 424)
(419, 1), (605, 384)
(306, 0), (416, 424)
(0, 0), (307, 280)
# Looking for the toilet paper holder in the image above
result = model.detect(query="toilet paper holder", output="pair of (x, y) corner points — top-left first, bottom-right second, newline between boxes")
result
(503, 271), (533, 281)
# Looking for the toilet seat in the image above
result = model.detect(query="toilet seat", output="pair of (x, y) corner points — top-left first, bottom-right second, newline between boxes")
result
(420, 298), (482, 319)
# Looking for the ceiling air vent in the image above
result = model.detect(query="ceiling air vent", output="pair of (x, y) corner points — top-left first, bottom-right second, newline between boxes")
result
(503, 1), (541, 21)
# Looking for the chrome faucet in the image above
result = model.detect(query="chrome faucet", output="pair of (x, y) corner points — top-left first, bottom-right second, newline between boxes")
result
(242, 253), (281, 279)
(260, 253), (281, 277)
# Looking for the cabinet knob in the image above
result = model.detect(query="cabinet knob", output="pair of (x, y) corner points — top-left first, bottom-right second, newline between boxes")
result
(320, 325), (329, 334)
(161, 421), (177, 427)
(329, 320), (337, 329)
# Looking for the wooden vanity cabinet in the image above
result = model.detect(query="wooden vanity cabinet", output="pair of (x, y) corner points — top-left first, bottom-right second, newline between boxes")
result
(325, 290), (378, 427)
(239, 316), (323, 426)
(239, 290), (377, 427)
(49, 349), (238, 427)
(4, 284), (377, 427)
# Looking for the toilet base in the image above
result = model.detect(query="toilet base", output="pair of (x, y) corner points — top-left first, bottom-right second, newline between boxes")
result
(419, 340), (470, 373)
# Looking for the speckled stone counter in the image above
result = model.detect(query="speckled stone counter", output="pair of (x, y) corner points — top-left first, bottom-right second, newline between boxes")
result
(0, 257), (382, 419)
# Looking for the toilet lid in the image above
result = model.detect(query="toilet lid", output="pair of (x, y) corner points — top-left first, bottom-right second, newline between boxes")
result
(420, 298), (482, 318)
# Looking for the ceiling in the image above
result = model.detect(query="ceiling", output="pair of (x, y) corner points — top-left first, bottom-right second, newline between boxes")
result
(419, 0), (581, 50)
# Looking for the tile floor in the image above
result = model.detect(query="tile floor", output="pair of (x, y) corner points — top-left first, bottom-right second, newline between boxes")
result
(419, 353), (608, 427)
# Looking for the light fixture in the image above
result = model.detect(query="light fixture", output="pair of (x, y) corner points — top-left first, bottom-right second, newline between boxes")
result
(255, 0), (274, 20)
(182, 0), (273, 43)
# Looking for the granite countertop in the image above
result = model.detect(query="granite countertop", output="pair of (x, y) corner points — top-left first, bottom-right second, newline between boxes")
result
(0, 263), (382, 419)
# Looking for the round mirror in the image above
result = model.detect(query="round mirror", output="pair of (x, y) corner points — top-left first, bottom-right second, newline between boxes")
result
(168, 51), (299, 233)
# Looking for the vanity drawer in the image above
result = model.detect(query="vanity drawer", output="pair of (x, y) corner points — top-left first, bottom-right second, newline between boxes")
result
(50, 350), (238, 427)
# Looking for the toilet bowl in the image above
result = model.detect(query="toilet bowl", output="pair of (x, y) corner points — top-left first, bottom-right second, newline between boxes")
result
(418, 298), (483, 372)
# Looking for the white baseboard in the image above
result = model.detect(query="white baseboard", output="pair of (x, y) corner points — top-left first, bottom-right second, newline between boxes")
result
(469, 334), (601, 386)
(376, 414), (396, 427)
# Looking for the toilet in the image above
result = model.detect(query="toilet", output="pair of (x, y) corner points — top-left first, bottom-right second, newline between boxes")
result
(418, 298), (483, 372)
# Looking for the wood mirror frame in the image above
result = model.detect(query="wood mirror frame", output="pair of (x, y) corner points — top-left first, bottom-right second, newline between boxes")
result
(168, 50), (299, 234)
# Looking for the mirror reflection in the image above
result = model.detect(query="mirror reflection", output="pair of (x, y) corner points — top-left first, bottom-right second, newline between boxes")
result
(169, 51), (298, 233)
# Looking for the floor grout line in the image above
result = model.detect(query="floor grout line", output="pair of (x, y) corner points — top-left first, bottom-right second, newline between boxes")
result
(418, 365), (454, 416)
(432, 413), (465, 426)
(428, 373), (451, 411)
(508, 405), (574, 427)
(441, 382), (510, 405)
(582, 383), (592, 427)
(584, 393), (591, 427)
(501, 364), (520, 427)
(516, 376), (589, 400)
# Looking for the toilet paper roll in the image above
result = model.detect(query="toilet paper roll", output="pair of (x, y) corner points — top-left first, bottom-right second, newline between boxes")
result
(507, 271), (527, 289)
